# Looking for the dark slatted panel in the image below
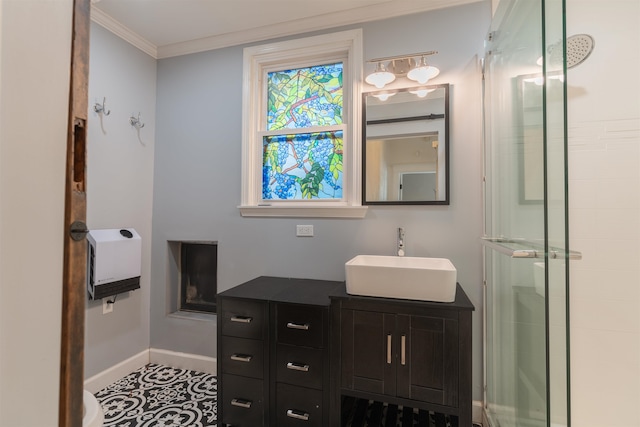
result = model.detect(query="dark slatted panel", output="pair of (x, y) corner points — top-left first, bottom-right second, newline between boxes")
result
(385, 404), (399, 427)
(342, 396), (357, 426)
(401, 406), (414, 427)
(418, 409), (431, 427)
(369, 401), (384, 426)
(434, 412), (447, 427)
(351, 399), (370, 427)
(342, 398), (458, 427)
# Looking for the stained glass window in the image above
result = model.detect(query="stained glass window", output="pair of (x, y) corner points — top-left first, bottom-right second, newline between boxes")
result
(262, 130), (343, 200)
(267, 63), (343, 130)
(262, 62), (344, 200)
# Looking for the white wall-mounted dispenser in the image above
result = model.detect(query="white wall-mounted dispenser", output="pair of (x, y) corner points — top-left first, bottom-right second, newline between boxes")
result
(87, 228), (142, 300)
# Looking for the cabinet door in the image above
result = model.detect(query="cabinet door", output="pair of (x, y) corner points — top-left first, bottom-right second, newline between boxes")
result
(396, 314), (459, 407)
(340, 309), (396, 396)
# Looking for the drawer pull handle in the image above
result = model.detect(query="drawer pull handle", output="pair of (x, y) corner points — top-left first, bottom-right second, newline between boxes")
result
(401, 334), (406, 366)
(230, 354), (253, 363)
(286, 362), (310, 372)
(387, 334), (392, 364)
(231, 398), (252, 409)
(286, 322), (310, 331)
(286, 409), (310, 421)
(230, 316), (252, 323)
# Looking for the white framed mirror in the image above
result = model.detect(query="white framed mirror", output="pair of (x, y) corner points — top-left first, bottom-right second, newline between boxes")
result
(363, 83), (449, 205)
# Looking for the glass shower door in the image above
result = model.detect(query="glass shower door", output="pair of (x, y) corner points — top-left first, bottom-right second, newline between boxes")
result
(483, 0), (574, 426)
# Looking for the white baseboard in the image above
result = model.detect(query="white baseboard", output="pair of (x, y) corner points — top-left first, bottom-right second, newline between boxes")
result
(149, 348), (217, 375)
(83, 349), (216, 393)
(84, 349), (150, 394)
(473, 400), (483, 425)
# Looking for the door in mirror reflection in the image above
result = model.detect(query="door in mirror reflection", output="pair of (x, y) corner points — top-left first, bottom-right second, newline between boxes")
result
(363, 84), (449, 205)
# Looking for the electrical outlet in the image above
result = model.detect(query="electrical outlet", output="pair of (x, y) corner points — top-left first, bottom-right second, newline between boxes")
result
(296, 224), (314, 237)
(103, 298), (113, 314)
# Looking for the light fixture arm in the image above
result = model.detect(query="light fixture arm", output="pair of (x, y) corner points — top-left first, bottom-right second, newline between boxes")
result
(366, 50), (437, 64)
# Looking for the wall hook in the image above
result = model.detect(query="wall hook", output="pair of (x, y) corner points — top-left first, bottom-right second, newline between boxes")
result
(129, 112), (145, 129)
(93, 97), (111, 115)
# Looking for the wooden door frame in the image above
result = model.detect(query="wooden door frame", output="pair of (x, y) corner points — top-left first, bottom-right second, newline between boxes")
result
(59, 0), (90, 425)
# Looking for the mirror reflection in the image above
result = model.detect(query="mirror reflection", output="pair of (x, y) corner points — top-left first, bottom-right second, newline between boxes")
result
(363, 84), (449, 204)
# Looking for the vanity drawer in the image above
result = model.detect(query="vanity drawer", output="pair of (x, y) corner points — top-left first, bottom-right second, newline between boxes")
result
(221, 374), (265, 427)
(221, 298), (264, 339)
(276, 383), (323, 427)
(276, 303), (325, 348)
(220, 336), (264, 379)
(276, 344), (323, 389)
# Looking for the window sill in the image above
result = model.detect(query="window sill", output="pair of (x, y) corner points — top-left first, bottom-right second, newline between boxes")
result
(238, 205), (368, 218)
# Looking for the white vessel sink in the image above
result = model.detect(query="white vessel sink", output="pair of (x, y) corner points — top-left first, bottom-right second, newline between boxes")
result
(345, 255), (457, 302)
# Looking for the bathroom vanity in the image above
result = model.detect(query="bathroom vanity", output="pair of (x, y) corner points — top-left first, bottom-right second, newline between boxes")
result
(217, 276), (342, 427)
(217, 276), (474, 427)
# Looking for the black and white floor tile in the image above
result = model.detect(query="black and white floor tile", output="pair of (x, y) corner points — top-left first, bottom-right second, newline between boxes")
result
(95, 363), (217, 427)
(95, 364), (479, 427)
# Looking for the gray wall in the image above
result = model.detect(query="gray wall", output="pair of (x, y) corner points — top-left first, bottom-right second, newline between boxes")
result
(84, 24), (156, 378)
(151, 2), (491, 400)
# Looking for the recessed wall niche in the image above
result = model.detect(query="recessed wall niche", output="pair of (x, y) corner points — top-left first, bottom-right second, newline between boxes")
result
(167, 240), (218, 315)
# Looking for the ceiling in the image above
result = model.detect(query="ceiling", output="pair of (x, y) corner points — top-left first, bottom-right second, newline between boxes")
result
(91, 0), (482, 59)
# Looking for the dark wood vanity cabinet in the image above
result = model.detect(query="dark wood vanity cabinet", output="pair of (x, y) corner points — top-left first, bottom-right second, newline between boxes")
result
(218, 277), (474, 426)
(217, 276), (342, 427)
(330, 283), (474, 426)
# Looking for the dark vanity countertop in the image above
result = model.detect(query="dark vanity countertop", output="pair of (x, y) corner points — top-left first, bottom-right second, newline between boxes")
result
(218, 276), (344, 306)
(220, 276), (474, 311)
(330, 282), (475, 311)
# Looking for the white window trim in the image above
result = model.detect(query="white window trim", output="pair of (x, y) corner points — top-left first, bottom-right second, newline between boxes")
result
(239, 29), (367, 218)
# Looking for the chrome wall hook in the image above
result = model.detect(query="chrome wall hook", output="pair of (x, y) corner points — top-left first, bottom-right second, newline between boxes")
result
(129, 112), (145, 129)
(93, 97), (111, 115)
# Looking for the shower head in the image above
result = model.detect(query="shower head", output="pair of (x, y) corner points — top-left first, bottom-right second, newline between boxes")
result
(546, 34), (595, 69)
(566, 34), (595, 68)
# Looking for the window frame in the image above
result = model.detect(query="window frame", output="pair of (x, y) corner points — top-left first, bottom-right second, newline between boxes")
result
(239, 29), (367, 218)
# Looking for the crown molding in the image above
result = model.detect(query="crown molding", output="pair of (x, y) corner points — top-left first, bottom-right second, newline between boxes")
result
(92, 0), (481, 60)
(90, 6), (158, 59)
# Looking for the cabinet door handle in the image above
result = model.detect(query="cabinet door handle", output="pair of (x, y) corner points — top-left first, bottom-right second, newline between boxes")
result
(286, 362), (310, 372)
(286, 322), (310, 331)
(230, 354), (253, 363)
(286, 409), (310, 421)
(401, 334), (406, 366)
(387, 334), (392, 364)
(231, 398), (252, 409)
(230, 315), (252, 323)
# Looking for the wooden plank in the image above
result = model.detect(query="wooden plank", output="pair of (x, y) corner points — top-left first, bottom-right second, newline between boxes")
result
(59, 0), (90, 426)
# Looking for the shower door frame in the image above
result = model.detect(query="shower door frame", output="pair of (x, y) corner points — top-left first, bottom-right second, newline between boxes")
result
(481, 0), (572, 426)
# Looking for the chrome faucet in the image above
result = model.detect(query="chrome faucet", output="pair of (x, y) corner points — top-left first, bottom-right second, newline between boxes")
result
(397, 227), (405, 257)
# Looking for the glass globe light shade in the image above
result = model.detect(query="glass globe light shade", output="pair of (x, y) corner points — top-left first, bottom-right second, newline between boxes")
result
(407, 57), (440, 84)
(365, 62), (396, 88)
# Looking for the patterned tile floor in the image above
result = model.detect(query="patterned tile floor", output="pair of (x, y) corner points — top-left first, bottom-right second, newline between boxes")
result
(95, 363), (217, 427)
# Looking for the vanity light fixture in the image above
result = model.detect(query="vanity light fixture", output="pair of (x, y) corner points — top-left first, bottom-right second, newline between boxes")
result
(366, 51), (439, 89)
(365, 62), (396, 88)
(407, 55), (440, 84)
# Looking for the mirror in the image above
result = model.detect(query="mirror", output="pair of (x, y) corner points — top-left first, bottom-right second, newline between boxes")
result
(363, 83), (449, 205)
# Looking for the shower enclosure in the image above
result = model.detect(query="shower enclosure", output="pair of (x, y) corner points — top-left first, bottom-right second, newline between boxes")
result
(482, 0), (578, 426)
